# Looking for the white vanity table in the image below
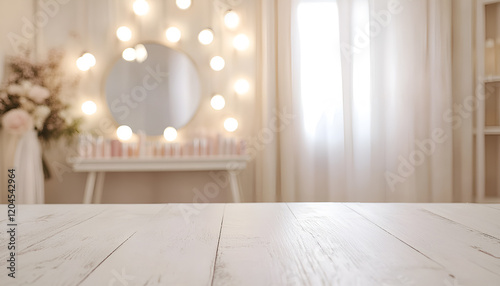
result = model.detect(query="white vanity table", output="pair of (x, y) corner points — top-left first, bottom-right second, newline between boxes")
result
(67, 156), (249, 204)
(70, 41), (250, 205)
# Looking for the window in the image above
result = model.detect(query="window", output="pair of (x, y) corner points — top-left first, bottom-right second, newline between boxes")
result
(296, 0), (371, 141)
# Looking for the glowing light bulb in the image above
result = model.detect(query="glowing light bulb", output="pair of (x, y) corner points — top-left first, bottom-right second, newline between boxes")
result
(135, 44), (148, 63)
(81, 100), (97, 115)
(82, 53), (96, 67)
(224, 118), (238, 132)
(233, 34), (249, 51)
(133, 0), (149, 16)
(122, 48), (137, 61)
(234, 79), (250, 94)
(76, 56), (90, 71)
(76, 53), (96, 71)
(210, 94), (225, 110)
(163, 127), (177, 141)
(198, 29), (214, 45)
(116, 26), (132, 42)
(224, 10), (239, 29)
(165, 27), (181, 43)
(176, 0), (191, 10)
(117, 125), (133, 141)
(210, 56), (225, 71)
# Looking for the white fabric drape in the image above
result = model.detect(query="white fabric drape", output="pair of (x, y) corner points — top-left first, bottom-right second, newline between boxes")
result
(257, 0), (460, 202)
(13, 130), (45, 203)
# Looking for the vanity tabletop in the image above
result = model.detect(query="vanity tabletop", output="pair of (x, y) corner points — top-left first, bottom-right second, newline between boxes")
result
(1, 203), (499, 285)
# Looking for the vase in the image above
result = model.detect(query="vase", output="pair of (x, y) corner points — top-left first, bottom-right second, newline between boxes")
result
(13, 129), (45, 204)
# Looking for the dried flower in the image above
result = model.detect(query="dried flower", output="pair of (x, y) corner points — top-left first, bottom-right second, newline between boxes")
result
(28, 85), (50, 103)
(0, 49), (80, 143)
(1, 108), (34, 135)
(20, 80), (32, 91)
(33, 105), (51, 130)
(7, 84), (24, 96)
(59, 109), (72, 125)
(19, 96), (36, 112)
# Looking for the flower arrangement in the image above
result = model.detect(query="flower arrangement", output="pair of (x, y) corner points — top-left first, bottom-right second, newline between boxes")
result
(0, 50), (81, 178)
(0, 50), (81, 143)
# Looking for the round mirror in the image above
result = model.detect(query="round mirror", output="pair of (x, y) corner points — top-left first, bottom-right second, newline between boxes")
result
(105, 43), (201, 136)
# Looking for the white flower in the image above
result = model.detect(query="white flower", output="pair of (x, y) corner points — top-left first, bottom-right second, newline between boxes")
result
(1, 108), (34, 135)
(20, 80), (32, 91)
(7, 84), (24, 95)
(28, 85), (50, 103)
(33, 105), (51, 130)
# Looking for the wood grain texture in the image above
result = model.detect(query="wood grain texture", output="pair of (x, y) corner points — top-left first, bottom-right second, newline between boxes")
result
(485, 204), (500, 210)
(288, 203), (453, 285)
(347, 203), (500, 286)
(212, 203), (335, 285)
(1, 204), (163, 286)
(421, 204), (500, 238)
(0, 203), (499, 286)
(80, 204), (225, 286)
(0, 205), (106, 260)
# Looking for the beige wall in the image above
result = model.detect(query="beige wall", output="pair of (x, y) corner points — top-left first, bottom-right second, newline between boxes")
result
(1, 0), (479, 204)
(0, 0), (257, 203)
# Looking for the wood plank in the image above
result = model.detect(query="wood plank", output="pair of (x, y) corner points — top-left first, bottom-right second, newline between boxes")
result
(68, 156), (249, 172)
(2, 203), (500, 285)
(484, 75), (500, 83)
(484, 204), (500, 210)
(0, 204), (107, 260)
(288, 203), (453, 285)
(484, 126), (500, 135)
(213, 203), (449, 285)
(7, 204), (163, 286)
(421, 204), (500, 238)
(348, 203), (500, 286)
(213, 203), (336, 285)
(80, 204), (225, 286)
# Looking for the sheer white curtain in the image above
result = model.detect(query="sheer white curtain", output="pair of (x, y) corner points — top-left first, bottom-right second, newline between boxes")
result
(256, 0), (458, 202)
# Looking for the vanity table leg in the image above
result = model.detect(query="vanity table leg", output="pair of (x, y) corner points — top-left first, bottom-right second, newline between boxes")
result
(94, 172), (106, 204)
(83, 172), (96, 204)
(228, 170), (241, 203)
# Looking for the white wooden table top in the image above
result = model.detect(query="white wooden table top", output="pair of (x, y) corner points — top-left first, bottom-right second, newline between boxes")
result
(1, 203), (499, 285)
(67, 155), (250, 172)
